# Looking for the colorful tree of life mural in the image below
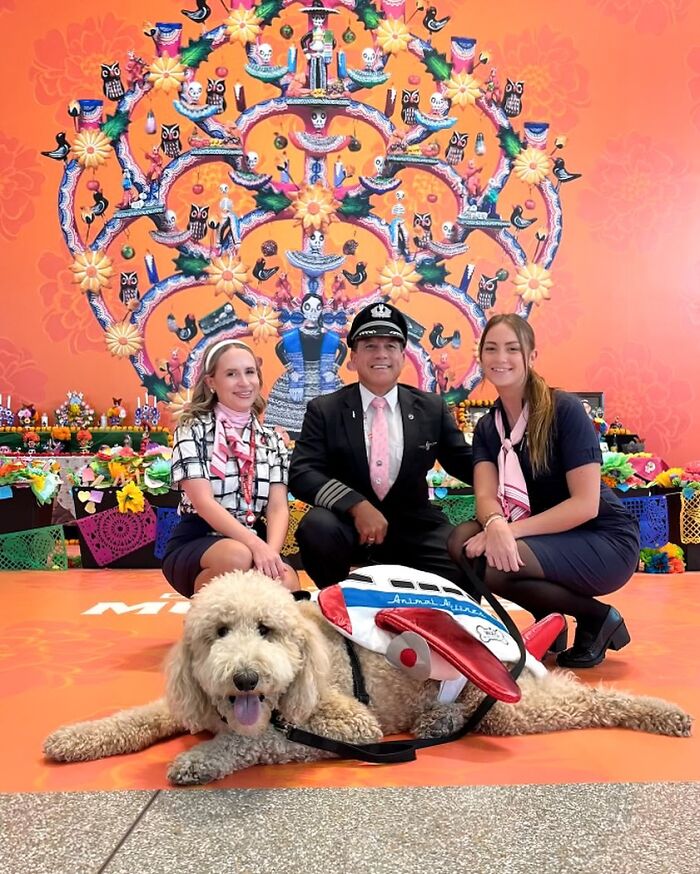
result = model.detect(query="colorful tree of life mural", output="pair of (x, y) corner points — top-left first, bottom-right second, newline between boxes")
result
(45, 0), (579, 436)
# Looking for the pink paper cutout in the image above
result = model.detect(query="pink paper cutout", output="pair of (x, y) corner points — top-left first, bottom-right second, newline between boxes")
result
(75, 501), (157, 566)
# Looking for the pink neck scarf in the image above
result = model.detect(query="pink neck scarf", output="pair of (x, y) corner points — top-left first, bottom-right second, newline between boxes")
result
(210, 403), (254, 480)
(493, 403), (531, 521)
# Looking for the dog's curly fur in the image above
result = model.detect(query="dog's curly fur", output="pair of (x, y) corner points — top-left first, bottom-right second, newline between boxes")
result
(44, 571), (692, 785)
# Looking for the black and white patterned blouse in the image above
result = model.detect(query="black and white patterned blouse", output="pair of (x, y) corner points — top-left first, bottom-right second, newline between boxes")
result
(170, 413), (289, 521)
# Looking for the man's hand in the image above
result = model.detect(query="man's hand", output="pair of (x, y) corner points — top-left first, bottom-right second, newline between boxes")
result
(348, 500), (389, 546)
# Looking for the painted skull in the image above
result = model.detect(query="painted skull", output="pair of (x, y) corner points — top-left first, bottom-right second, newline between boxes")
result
(430, 91), (448, 116)
(308, 229), (325, 254)
(184, 81), (203, 105)
(441, 221), (455, 240)
(310, 110), (327, 131)
(258, 43), (273, 65)
(164, 209), (177, 230)
(361, 47), (377, 70)
(246, 151), (259, 171)
(374, 156), (385, 176)
(301, 294), (323, 326)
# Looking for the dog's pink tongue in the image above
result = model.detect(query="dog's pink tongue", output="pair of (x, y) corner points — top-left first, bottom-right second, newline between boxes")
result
(234, 694), (261, 726)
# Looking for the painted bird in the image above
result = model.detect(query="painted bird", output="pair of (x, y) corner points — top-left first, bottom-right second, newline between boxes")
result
(510, 205), (536, 231)
(342, 261), (368, 286)
(181, 0), (211, 24)
(429, 322), (461, 350)
(252, 257), (279, 282)
(41, 132), (70, 161)
(422, 6), (450, 33)
(82, 190), (110, 225)
(552, 157), (581, 187)
(166, 313), (199, 343)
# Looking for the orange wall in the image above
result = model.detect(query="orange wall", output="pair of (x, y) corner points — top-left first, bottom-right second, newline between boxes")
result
(1, 0), (699, 462)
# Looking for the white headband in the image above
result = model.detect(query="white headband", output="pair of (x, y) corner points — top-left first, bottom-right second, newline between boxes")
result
(204, 339), (254, 370)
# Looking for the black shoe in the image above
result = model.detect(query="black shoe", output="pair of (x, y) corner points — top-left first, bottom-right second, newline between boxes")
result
(556, 607), (630, 669)
(548, 625), (569, 654)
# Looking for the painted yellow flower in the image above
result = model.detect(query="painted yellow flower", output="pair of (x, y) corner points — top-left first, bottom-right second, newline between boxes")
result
(378, 258), (422, 303)
(513, 148), (551, 186)
(71, 130), (112, 169)
(148, 55), (186, 93)
(71, 250), (113, 293)
(225, 8), (262, 45)
(206, 254), (249, 297)
(166, 388), (192, 419)
(116, 481), (145, 514)
(513, 263), (553, 305)
(376, 18), (411, 55)
(248, 304), (280, 343)
(291, 185), (338, 231)
(104, 321), (143, 356)
(444, 72), (481, 108)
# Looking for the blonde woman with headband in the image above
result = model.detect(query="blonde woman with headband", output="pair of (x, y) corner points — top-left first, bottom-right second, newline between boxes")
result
(447, 314), (639, 669)
(162, 338), (299, 597)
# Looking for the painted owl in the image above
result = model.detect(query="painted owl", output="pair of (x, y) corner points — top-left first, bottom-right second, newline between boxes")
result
(206, 78), (227, 112)
(477, 269), (508, 310)
(188, 204), (209, 241)
(445, 131), (468, 166)
(160, 123), (182, 159)
(401, 89), (420, 125)
(412, 212), (433, 248)
(119, 271), (140, 310)
(501, 79), (524, 118)
(101, 62), (125, 101)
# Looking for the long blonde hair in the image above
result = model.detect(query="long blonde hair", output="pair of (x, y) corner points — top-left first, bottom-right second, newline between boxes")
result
(479, 314), (555, 475)
(177, 339), (266, 425)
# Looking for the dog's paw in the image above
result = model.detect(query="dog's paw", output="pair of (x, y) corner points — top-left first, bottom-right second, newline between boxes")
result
(412, 703), (467, 739)
(167, 748), (227, 785)
(44, 725), (110, 762)
(309, 698), (383, 744)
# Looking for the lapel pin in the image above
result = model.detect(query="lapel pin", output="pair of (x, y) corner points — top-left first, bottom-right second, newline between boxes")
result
(408, 413), (414, 420)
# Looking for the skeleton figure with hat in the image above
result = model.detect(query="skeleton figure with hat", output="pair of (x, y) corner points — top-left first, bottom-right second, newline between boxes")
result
(289, 301), (475, 594)
(300, 0), (338, 92)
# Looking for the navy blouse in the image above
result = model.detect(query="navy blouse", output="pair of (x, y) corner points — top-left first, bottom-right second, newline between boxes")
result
(473, 390), (632, 531)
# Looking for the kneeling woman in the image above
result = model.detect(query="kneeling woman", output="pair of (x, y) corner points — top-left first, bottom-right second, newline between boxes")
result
(163, 339), (299, 596)
(448, 315), (639, 668)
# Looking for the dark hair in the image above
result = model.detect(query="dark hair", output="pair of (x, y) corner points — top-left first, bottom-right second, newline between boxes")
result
(479, 314), (554, 475)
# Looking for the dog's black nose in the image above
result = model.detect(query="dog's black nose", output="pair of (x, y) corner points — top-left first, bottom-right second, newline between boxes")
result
(233, 670), (259, 691)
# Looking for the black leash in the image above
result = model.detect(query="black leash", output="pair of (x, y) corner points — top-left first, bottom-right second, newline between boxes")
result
(274, 559), (528, 764)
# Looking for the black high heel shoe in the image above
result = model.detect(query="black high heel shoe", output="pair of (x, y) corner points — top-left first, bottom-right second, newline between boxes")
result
(556, 607), (630, 669)
(548, 625), (569, 654)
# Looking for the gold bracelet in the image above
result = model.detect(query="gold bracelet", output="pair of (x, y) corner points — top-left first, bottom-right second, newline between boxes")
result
(483, 512), (506, 530)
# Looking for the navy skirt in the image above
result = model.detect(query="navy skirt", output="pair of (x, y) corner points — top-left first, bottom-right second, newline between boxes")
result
(161, 514), (287, 598)
(523, 522), (640, 596)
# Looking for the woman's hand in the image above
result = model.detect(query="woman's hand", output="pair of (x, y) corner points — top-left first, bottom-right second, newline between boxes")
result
(248, 537), (287, 581)
(484, 518), (524, 573)
(464, 530), (487, 558)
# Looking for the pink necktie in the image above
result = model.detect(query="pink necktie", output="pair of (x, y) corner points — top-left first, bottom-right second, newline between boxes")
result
(369, 396), (390, 500)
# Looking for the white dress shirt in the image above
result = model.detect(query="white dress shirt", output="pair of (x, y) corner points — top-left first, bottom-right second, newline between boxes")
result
(359, 384), (404, 491)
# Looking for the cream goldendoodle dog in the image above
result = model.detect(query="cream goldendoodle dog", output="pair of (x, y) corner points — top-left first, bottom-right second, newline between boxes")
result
(44, 572), (692, 785)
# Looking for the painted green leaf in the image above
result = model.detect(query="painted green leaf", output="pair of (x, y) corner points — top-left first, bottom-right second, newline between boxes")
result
(415, 259), (448, 286)
(254, 189), (292, 213)
(141, 374), (172, 402)
(100, 111), (130, 142)
(355, 0), (384, 30)
(338, 192), (373, 218)
(497, 127), (523, 158)
(180, 37), (214, 69)
(173, 253), (210, 276)
(255, 0), (284, 25)
(422, 49), (452, 82)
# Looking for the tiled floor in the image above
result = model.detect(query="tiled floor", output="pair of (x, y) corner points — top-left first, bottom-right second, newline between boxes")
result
(1, 569), (698, 871)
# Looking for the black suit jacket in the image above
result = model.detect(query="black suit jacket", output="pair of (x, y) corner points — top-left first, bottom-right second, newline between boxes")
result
(288, 383), (473, 526)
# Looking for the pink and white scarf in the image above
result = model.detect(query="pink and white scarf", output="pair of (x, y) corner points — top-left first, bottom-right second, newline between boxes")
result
(494, 404), (531, 521)
(210, 403), (254, 481)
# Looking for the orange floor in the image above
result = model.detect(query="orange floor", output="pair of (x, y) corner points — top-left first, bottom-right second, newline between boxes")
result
(1, 568), (697, 793)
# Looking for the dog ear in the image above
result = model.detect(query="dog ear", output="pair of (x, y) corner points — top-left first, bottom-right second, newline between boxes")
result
(278, 611), (330, 725)
(165, 639), (215, 732)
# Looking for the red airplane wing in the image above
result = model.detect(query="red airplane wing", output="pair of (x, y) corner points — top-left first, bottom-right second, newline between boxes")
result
(376, 608), (521, 703)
